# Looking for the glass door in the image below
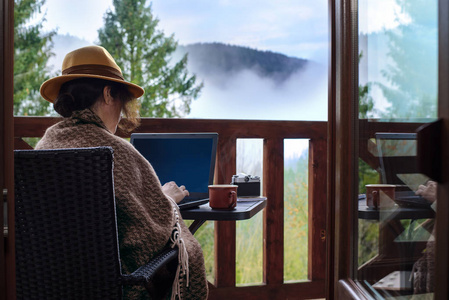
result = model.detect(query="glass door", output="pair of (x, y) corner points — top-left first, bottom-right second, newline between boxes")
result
(356, 0), (438, 297)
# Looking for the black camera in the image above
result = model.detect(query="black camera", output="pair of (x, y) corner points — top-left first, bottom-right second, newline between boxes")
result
(231, 174), (261, 197)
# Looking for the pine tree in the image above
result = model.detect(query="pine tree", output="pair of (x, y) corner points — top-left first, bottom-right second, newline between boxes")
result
(378, 0), (437, 119)
(358, 52), (376, 119)
(14, 0), (55, 116)
(98, 0), (202, 118)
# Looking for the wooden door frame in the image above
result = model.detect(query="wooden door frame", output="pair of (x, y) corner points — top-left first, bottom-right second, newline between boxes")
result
(436, 0), (449, 298)
(328, 0), (360, 298)
(0, 0), (5, 296)
(1, 0), (15, 299)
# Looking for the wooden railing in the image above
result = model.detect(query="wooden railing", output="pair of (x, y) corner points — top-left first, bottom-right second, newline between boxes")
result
(14, 116), (328, 300)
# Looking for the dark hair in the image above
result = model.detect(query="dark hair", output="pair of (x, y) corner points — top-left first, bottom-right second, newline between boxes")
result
(53, 78), (141, 132)
(54, 78), (123, 117)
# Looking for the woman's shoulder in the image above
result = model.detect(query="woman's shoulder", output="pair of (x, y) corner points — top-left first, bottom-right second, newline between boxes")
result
(36, 118), (121, 149)
(110, 135), (149, 166)
(35, 118), (150, 167)
(35, 118), (77, 149)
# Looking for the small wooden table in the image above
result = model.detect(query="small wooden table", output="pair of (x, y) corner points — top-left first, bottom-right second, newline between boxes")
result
(181, 199), (267, 234)
(358, 199), (435, 220)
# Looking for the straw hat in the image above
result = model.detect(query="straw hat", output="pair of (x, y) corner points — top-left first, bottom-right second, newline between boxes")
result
(40, 45), (144, 102)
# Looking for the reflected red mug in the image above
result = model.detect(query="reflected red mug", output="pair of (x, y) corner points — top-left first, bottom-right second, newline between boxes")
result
(365, 184), (396, 209)
(208, 185), (238, 210)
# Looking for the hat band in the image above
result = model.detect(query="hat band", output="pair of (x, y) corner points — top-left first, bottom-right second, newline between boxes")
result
(62, 64), (124, 81)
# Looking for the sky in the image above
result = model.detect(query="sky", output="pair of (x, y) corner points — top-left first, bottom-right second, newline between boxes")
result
(37, 0), (405, 55)
(38, 0), (329, 63)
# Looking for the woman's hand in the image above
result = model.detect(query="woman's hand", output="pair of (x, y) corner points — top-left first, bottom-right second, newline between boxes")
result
(416, 180), (437, 203)
(162, 181), (189, 204)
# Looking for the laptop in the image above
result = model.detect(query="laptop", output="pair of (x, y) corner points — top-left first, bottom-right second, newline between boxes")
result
(130, 133), (218, 210)
(375, 132), (431, 207)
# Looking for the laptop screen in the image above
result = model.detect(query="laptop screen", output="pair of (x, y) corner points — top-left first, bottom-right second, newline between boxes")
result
(130, 133), (218, 199)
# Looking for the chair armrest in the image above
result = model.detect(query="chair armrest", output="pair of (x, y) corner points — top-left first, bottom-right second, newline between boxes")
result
(121, 247), (179, 286)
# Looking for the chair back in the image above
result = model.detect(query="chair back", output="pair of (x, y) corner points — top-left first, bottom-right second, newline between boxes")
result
(14, 147), (123, 299)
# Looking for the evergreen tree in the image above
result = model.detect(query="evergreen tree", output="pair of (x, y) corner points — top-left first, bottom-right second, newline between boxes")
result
(14, 0), (55, 116)
(358, 52), (376, 119)
(98, 0), (202, 117)
(378, 0), (437, 119)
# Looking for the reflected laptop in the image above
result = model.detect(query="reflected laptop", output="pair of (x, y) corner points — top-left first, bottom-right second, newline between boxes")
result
(376, 132), (431, 207)
(130, 133), (218, 210)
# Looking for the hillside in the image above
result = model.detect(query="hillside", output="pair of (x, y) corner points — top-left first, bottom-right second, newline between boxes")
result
(49, 35), (327, 120)
(49, 37), (311, 84)
(177, 42), (310, 84)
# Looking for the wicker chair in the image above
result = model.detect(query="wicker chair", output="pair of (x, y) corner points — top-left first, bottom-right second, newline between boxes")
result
(14, 147), (178, 299)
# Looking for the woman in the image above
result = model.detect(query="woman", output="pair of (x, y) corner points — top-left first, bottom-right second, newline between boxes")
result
(36, 45), (208, 300)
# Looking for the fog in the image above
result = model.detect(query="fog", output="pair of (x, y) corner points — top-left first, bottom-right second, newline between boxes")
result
(186, 60), (328, 121)
(49, 35), (328, 122)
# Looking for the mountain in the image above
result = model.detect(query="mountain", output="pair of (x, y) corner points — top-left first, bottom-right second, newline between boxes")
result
(49, 35), (327, 120)
(174, 42), (327, 120)
(176, 42), (311, 84)
(49, 36), (312, 84)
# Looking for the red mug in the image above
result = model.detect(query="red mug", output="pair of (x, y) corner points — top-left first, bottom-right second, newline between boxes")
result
(208, 185), (238, 210)
(366, 184), (395, 209)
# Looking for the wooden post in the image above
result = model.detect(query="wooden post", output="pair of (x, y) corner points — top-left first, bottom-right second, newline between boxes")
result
(214, 136), (237, 287)
(308, 138), (328, 280)
(263, 137), (284, 284)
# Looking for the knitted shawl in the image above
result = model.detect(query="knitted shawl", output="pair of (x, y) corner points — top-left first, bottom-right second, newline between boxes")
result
(35, 109), (208, 300)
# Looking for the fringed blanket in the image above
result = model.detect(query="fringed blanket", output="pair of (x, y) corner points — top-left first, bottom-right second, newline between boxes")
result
(36, 109), (208, 300)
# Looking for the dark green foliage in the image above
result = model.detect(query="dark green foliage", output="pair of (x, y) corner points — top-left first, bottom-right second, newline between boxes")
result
(358, 219), (379, 266)
(358, 52), (376, 119)
(358, 51), (380, 194)
(98, 0), (202, 117)
(359, 83), (375, 119)
(14, 0), (56, 116)
(358, 158), (380, 195)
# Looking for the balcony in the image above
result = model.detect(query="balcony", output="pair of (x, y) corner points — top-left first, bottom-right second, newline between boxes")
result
(14, 116), (327, 299)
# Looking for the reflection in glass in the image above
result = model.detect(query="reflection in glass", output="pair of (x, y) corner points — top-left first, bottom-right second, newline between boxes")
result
(359, 0), (437, 121)
(357, 0), (437, 298)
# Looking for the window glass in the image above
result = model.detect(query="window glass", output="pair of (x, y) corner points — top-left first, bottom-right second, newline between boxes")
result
(357, 0), (437, 297)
